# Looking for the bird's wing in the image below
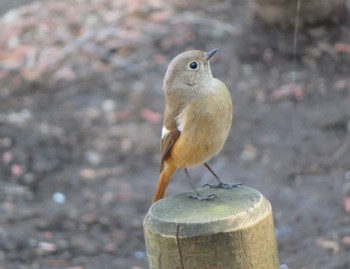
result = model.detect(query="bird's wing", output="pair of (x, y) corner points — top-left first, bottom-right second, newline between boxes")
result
(160, 106), (182, 172)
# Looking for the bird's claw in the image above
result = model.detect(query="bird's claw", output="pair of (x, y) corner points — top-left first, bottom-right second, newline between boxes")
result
(203, 181), (244, 189)
(187, 192), (217, 201)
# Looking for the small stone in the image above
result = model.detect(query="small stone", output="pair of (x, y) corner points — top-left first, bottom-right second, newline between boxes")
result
(102, 99), (116, 113)
(35, 242), (57, 255)
(53, 192), (66, 204)
(345, 171), (350, 180)
(7, 109), (32, 125)
(133, 250), (146, 260)
(85, 150), (102, 166)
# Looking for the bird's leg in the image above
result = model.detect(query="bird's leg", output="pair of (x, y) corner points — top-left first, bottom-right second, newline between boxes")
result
(184, 168), (217, 201)
(203, 162), (243, 189)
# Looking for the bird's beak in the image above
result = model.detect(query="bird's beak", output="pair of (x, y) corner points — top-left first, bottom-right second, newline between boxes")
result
(205, 48), (218, 60)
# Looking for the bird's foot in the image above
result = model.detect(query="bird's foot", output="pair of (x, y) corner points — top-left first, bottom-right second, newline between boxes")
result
(203, 180), (244, 189)
(187, 192), (217, 201)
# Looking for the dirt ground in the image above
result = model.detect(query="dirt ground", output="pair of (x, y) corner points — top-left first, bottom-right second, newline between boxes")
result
(1, 0), (350, 268)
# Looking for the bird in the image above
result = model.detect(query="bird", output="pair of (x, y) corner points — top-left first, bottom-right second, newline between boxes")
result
(152, 48), (237, 203)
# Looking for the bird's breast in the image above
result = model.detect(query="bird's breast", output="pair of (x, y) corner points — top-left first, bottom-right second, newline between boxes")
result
(170, 81), (232, 167)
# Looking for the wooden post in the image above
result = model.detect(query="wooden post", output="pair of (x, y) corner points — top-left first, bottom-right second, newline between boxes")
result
(143, 186), (279, 269)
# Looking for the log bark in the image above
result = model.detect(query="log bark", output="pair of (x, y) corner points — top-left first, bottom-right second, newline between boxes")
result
(143, 186), (279, 269)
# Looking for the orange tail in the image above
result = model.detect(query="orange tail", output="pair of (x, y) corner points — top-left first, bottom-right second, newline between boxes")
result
(152, 162), (177, 203)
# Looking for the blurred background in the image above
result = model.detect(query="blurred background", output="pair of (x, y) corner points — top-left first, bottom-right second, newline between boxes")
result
(0, 0), (350, 268)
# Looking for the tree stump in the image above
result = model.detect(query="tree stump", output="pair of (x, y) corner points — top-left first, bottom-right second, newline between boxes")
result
(143, 186), (279, 269)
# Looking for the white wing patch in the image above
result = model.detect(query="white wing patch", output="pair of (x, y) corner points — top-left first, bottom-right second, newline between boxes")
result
(161, 126), (170, 139)
(175, 113), (185, 132)
(162, 110), (185, 139)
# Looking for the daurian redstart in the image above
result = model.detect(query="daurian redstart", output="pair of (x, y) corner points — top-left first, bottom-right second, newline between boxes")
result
(152, 48), (235, 203)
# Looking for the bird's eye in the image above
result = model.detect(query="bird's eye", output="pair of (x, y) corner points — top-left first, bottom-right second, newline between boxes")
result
(188, 61), (199, 70)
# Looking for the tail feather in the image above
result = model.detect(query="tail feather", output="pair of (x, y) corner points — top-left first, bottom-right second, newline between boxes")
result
(152, 163), (176, 203)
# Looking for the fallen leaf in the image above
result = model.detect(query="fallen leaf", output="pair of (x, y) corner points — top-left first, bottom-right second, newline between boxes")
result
(335, 42), (350, 54)
(11, 164), (24, 177)
(341, 236), (350, 245)
(271, 84), (304, 102)
(334, 78), (350, 91)
(343, 196), (350, 212)
(316, 238), (339, 254)
(140, 108), (161, 123)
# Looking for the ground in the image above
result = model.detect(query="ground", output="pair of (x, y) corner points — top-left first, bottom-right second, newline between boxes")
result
(0, 0), (350, 268)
